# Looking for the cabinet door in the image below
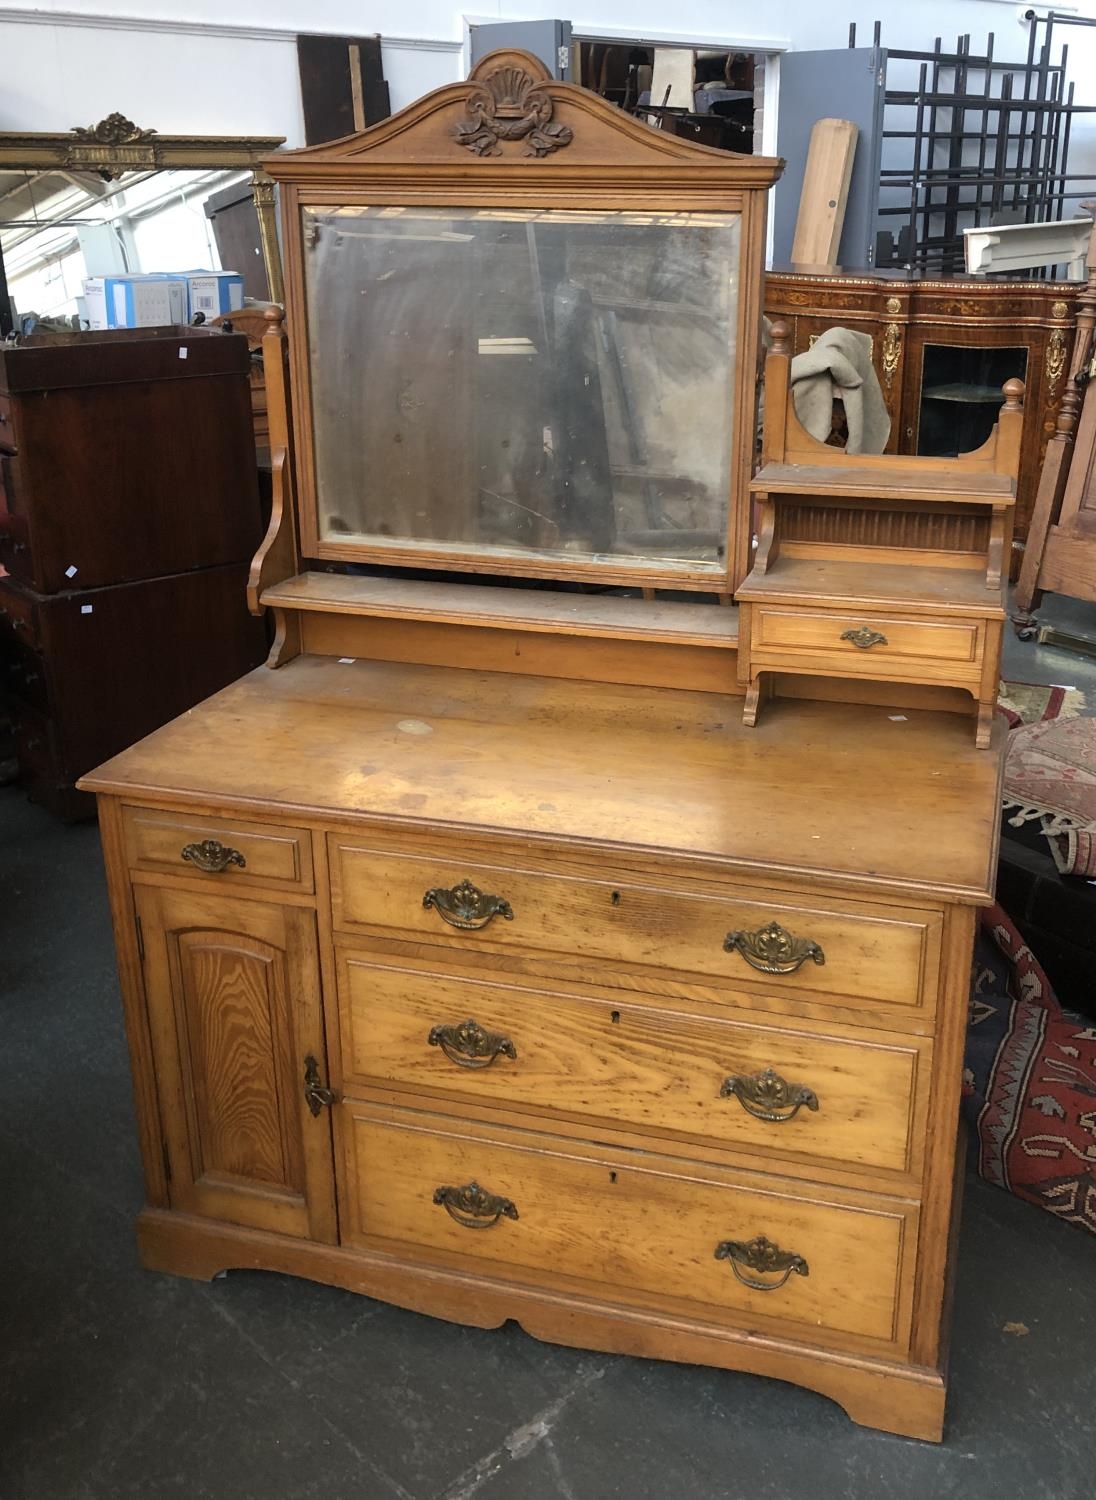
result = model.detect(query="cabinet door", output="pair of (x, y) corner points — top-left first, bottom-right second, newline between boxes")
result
(136, 886), (337, 1242)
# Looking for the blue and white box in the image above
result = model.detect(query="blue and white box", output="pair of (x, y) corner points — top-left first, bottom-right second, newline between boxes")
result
(83, 274), (187, 330)
(183, 271), (245, 319)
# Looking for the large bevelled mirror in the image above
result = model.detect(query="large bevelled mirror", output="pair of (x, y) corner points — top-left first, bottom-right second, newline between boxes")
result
(303, 203), (740, 577)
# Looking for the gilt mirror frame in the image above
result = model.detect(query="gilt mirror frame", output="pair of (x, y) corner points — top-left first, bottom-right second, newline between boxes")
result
(0, 116), (286, 303)
(264, 49), (782, 593)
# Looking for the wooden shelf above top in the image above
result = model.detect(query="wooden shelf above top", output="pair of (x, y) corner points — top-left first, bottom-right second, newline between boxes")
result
(736, 555), (1006, 615)
(260, 572), (739, 649)
(750, 463), (1016, 506)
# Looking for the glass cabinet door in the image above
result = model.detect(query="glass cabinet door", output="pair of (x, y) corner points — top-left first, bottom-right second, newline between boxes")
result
(301, 205), (741, 577)
(916, 342), (1028, 458)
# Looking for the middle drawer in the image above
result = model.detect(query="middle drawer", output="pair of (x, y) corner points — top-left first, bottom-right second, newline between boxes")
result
(336, 954), (930, 1178)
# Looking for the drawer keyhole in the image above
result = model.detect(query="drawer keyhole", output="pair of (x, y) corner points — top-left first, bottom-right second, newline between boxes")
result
(610, 891), (622, 906)
(610, 1010), (620, 1024)
(608, 1170), (617, 1184)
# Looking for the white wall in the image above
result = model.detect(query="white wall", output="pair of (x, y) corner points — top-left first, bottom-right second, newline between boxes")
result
(2, 1), (1096, 163)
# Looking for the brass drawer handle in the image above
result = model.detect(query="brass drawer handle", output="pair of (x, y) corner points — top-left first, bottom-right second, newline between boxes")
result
(303, 1054), (337, 1116)
(715, 1235), (809, 1291)
(423, 879), (514, 931)
(723, 921), (825, 974)
(433, 1180), (518, 1229)
(720, 1067), (819, 1122)
(840, 625), (888, 650)
(428, 1017), (517, 1069)
(181, 838), (247, 874)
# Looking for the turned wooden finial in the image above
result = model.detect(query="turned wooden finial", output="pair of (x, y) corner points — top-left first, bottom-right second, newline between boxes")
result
(1002, 377), (1025, 411)
(769, 318), (790, 357)
(263, 304), (286, 338)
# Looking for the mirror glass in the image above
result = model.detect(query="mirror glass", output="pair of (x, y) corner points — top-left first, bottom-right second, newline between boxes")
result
(303, 204), (740, 575)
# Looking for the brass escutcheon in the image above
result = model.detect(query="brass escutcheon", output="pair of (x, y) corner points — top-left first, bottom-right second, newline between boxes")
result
(423, 879), (514, 930)
(433, 1181), (519, 1229)
(724, 921), (825, 975)
(428, 1018), (517, 1069)
(715, 1234), (809, 1291)
(180, 839), (246, 874)
(840, 625), (888, 650)
(720, 1067), (819, 1122)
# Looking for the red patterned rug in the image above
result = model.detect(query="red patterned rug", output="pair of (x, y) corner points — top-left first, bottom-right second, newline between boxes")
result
(965, 903), (1096, 1236)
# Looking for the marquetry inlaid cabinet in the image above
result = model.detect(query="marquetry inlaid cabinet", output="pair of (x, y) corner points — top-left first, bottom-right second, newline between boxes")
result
(765, 267), (1078, 563)
(82, 52), (1007, 1443)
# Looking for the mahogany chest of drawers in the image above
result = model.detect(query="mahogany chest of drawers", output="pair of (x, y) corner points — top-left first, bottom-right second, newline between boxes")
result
(0, 328), (267, 816)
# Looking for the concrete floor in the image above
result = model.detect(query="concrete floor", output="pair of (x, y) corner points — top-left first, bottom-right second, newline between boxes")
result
(4, 604), (1096, 1499)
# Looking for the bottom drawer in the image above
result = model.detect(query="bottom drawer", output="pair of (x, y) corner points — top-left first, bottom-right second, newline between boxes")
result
(343, 1100), (917, 1353)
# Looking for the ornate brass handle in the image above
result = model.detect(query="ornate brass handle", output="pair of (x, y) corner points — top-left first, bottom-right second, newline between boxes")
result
(428, 1018), (517, 1069)
(433, 1181), (518, 1229)
(181, 838), (246, 874)
(840, 626), (888, 650)
(723, 921), (825, 974)
(714, 1235), (809, 1291)
(423, 879), (514, 931)
(720, 1066), (819, 1122)
(303, 1054), (336, 1117)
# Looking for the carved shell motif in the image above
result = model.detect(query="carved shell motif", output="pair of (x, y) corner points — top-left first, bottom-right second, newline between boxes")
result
(454, 65), (573, 158)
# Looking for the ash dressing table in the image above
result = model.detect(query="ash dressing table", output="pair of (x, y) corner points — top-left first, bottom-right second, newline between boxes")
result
(81, 52), (1006, 1442)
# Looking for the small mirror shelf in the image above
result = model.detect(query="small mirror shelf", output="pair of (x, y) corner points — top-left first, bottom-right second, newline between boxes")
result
(258, 48), (781, 618)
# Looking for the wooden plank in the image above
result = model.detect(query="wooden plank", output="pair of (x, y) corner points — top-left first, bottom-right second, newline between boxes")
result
(736, 556), (1005, 614)
(261, 572), (738, 647)
(751, 463), (1014, 504)
(790, 119), (859, 270)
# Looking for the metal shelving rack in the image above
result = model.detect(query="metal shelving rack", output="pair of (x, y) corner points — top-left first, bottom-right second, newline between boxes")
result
(855, 19), (1096, 275)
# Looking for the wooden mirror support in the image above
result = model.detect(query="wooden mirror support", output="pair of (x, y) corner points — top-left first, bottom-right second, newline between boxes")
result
(252, 49), (782, 682)
(0, 117), (286, 302)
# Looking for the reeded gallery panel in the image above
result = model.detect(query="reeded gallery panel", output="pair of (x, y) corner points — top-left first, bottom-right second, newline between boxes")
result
(303, 205), (741, 576)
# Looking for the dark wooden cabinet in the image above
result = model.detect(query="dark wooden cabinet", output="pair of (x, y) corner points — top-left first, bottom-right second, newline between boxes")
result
(0, 327), (268, 818)
(0, 565), (267, 819)
(764, 268), (1079, 567)
(0, 329), (259, 593)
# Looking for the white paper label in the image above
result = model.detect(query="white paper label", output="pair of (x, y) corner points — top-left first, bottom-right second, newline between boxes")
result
(178, 347), (188, 359)
(81, 604), (93, 614)
(65, 564), (78, 578)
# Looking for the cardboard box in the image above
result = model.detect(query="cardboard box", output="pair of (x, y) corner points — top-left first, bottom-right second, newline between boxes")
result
(184, 271), (245, 320)
(83, 275), (187, 330)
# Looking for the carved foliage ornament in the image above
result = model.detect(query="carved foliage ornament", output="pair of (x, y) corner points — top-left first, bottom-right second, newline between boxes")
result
(72, 113), (157, 147)
(66, 113), (159, 180)
(454, 65), (573, 158)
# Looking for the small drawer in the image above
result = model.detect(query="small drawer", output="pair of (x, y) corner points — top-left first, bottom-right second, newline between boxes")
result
(0, 574), (40, 650)
(3, 639), (49, 715)
(329, 839), (941, 1016)
(338, 956), (930, 1178)
(9, 696), (56, 779)
(122, 806), (314, 892)
(751, 606), (982, 679)
(343, 1101), (917, 1353)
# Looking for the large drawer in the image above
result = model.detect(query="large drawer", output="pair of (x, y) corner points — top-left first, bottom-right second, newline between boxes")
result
(337, 955), (929, 1178)
(123, 806), (314, 893)
(328, 838), (942, 1015)
(750, 606), (984, 684)
(342, 1100), (917, 1353)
